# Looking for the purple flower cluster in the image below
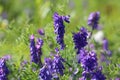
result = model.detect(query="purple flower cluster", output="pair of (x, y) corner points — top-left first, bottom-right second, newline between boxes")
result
(0, 58), (9, 80)
(71, 11), (106, 79)
(36, 38), (44, 66)
(77, 49), (87, 63)
(88, 12), (100, 29)
(81, 51), (98, 72)
(78, 50), (106, 80)
(39, 54), (65, 80)
(30, 35), (43, 65)
(53, 12), (70, 50)
(44, 58), (53, 72)
(52, 54), (65, 76)
(39, 65), (52, 80)
(73, 27), (88, 54)
(91, 68), (106, 80)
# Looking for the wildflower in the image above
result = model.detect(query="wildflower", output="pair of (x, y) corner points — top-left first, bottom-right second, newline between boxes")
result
(2, 55), (12, 61)
(88, 12), (100, 29)
(77, 48), (88, 63)
(39, 65), (52, 80)
(81, 51), (98, 72)
(103, 38), (108, 51)
(38, 28), (45, 36)
(91, 67), (106, 80)
(30, 35), (38, 64)
(53, 12), (70, 50)
(30, 35), (44, 66)
(82, 71), (91, 80)
(0, 58), (9, 80)
(44, 58), (53, 73)
(55, 48), (59, 54)
(36, 38), (44, 66)
(102, 38), (112, 56)
(73, 27), (88, 54)
(82, 67), (106, 80)
(52, 54), (65, 76)
(115, 78), (120, 80)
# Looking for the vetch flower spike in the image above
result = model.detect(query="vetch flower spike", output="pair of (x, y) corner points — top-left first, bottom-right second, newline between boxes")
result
(30, 35), (44, 66)
(36, 38), (44, 66)
(73, 27), (88, 54)
(88, 12), (100, 29)
(39, 65), (52, 80)
(103, 38), (108, 51)
(52, 54), (65, 76)
(53, 12), (70, 50)
(77, 48), (88, 63)
(30, 35), (38, 64)
(91, 67), (106, 80)
(0, 58), (9, 80)
(81, 51), (98, 72)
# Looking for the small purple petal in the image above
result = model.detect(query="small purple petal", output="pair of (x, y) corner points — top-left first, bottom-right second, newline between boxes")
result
(55, 48), (59, 54)
(53, 12), (70, 50)
(38, 28), (45, 36)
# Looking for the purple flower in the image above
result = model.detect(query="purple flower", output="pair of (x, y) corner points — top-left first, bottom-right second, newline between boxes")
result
(2, 55), (12, 61)
(77, 48), (88, 63)
(73, 27), (88, 54)
(82, 68), (106, 80)
(0, 58), (9, 80)
(44, 54), (65, 77)
(115, 78), (120, 80)
(102, 38), (112, 56)
(80, 50), (106, 79)
(39, 65), (52, 80)
(52, 54), (65, 76)
(44, 58), (53, 72)
(81, 51), (98, 72)
(82, 71), (91, 80)
(30, 35), (38, 64)
(100, 52), (111, 65)
(103, 38), (108, 51)
(38, 28), (45, 36)
(55, 48), (59, 54)
(88, 12), (100, 29)
(30, 35), (44, 66)
(53, 12), (70, 50)
(1, 12), (7, 19)
(36, 38), (44, 66)
(91, 68), (106, 80)
(62, 15), (70, 23)
(100, 53), (106, 62)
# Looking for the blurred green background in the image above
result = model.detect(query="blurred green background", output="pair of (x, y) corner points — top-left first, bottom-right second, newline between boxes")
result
(0, 0), (120, 61)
